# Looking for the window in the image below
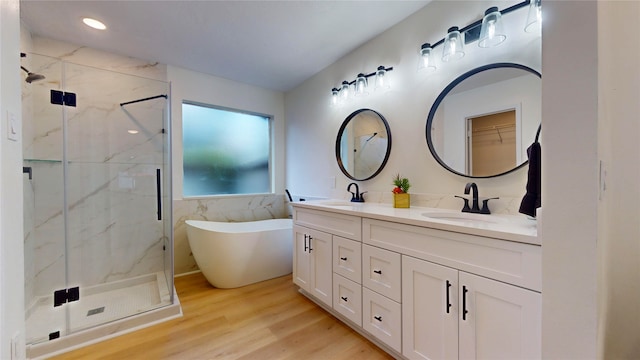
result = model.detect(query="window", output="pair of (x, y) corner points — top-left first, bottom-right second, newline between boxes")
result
(182, 102), (271, 197)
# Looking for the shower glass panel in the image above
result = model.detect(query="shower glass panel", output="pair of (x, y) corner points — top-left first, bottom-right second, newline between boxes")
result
(23, 54), (173, 346)
(23, 54), (66, 345)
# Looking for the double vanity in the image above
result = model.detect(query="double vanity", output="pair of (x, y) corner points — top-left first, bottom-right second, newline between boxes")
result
(291, 200), (540, 359)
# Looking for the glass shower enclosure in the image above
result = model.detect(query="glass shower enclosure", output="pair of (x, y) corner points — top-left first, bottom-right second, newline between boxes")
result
(22, 53), (175, 350)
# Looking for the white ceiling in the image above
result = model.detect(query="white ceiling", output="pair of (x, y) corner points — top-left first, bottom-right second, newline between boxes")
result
(20, 0), (431, 92)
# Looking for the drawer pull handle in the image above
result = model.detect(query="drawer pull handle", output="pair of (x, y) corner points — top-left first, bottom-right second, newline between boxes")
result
(374, 315), (382, 322)
(373, 269), (382, 274)
(446, 280), (452, 314)
(340, 257), (347, 261)
(341, 296), (348, 302)
(462, 285), (469, 321)
(304, 235), (308, 252)
(308, 236), (313, 253)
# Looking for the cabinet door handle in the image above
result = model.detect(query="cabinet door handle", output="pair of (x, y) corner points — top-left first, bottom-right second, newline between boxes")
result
(462, 285), (469, 321)
(304, 235), (309, 252)
(446, 280), (452, 314)
(156, 169), (162, 221)
(308, 236), (313, 253)
(373, 269), (382, 274)
(341, 296), (348, 302)
(374, 315), (382, 322)
(340, 257), (347, 261)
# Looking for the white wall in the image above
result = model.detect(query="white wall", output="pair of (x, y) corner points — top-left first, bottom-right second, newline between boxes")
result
(0, 0), (26, 358)
(167, 65), (285, 200)
(285, 1), (540, 205)
(168, 66), (287, 274)
(597, 1), (640, 358)
(541, 1), (599, 358)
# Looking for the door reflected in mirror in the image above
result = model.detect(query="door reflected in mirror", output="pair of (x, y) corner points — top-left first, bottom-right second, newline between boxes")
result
(336, 109), (391, 181)
(427, 63), (541, 178)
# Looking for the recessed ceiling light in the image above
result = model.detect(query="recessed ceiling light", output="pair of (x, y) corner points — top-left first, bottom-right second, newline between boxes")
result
(82, 17), (106, 30)
(127, 130), (139, 134)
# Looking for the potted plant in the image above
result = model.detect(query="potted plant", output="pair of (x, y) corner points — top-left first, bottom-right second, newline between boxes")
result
(392, 174), (411, 208)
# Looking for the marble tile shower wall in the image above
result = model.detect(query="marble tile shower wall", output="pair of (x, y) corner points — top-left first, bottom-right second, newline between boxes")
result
(23, 37), (169, 304)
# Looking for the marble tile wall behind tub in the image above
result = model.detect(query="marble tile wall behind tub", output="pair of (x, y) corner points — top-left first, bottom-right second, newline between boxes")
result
(173, 195), (288, 274)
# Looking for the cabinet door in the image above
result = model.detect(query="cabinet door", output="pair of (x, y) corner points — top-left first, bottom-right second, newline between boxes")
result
(333, 273), (362, 326)
(402, 256), (459, 360)
(333, 236), (361, 284)
(309, 228), (333, 307)
(459, 272), (541, 360)
(363, 244), (401, 302)
(293, 225), (311, 291)
(363, 287), (402, 353)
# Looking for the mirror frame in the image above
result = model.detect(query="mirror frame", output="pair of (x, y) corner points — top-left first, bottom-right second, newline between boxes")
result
(426, 62), (541, 178)
(336, 108), (392, 181)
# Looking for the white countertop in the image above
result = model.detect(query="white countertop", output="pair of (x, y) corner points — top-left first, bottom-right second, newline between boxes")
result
(291, 200), (539, 246)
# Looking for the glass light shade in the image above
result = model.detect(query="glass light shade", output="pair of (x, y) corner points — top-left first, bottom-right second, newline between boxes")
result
(340, 81), (351, 100)
(525, 0), (542, 33)
(375, 66), (390, 91)
(354, 73), (368, 97)
(478, 7), (506, 48)
(419, 43), (436, 72)
(442, 26), (465, 62)
(331, 88), (339, 105)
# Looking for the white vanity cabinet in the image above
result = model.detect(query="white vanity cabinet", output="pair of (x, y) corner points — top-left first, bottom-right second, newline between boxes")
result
(292, 202), (541, 360)
(402, 255), (541, 360)
(362, 243), (402, 352)
(333, 236), (362, 326)
(293, 225), (333, 307)
(293, 208), (362, 309)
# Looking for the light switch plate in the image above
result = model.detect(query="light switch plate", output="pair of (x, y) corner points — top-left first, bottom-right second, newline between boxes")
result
(7, 110), (19, 141)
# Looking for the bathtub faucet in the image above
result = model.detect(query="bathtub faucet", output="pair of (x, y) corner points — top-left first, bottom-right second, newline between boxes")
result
(347, 183), (366, 203)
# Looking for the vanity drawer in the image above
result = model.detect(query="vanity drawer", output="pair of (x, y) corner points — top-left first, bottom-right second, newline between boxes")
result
(363, 287), (402, 353)
(294, 208), (361, 241)
(363, 218), (541, 291)
(363, 244), (401, 302)
(333, 273), (362, 327)
(333, 236), (362, 283)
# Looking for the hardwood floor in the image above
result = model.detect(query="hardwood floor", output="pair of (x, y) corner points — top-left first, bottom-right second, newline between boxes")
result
(51, 272), (393, 359)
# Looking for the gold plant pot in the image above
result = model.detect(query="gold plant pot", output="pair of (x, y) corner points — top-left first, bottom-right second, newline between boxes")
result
(393, 193), (410, 208)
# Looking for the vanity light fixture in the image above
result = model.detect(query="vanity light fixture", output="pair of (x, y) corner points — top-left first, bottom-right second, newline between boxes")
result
(82, 17), (107, 30)
(331, 88), (340, 105)
(524, 0), (542, 33)
(354, 73), (369, 97)
(418, 43), (437, 72)
(331, 66), (393, 104)
(418, 0), (540, 71)
(442, 26), (465, 62)
(374, 66), (391, 91)
(478, 7), (507, 48)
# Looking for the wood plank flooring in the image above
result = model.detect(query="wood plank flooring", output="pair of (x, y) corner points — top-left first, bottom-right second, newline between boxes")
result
(51, 272), (393, 359)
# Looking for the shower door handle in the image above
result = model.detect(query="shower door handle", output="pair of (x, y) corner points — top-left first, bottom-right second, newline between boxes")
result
(156, 169), (162, 221)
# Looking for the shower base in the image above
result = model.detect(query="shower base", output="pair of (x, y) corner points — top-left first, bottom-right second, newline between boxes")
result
(25, 271), (182, 359)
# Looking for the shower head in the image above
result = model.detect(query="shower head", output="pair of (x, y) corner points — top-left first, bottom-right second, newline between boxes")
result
(20, 66), (45, 83)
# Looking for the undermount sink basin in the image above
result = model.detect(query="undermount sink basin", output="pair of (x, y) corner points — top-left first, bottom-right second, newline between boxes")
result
(421, 211), (508, 224)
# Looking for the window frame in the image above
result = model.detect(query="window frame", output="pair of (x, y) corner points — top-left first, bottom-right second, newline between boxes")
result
(181, 100), (274, 198)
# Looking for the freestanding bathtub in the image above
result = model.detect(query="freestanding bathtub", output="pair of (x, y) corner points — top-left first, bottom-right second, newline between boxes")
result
(185, 219), (293, 288)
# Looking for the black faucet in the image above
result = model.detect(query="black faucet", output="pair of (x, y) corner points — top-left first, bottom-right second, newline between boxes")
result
(455, 182), (498, 214)
(347, 182), (366, 202)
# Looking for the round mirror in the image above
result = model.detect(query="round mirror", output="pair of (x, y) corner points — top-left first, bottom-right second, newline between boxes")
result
(336, 109), (392, 181)
(426, 63), (541, 178)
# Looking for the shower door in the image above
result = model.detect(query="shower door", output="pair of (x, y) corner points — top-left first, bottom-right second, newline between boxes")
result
(23, 54), (173, 345)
